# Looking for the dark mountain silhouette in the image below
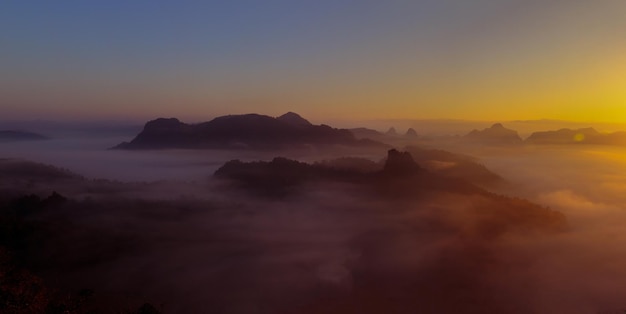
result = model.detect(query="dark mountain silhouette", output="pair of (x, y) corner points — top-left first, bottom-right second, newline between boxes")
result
(316, 146), (502, 186)
(526, 127), (626, 146)
(114, 113), (387, 150)
(215, 149), (490, 197)
(0, 130), (49, 142)
(213, 149), (567, 236)
(405, 128), (418, 138)
(465, 123), (522, 144)
(383, 149), (421, 175)
(276, 112), (312, 126)
(350, 127), (420, 145)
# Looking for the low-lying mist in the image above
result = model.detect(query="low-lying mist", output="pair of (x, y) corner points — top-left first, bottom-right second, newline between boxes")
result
(2, 134), (626, 313)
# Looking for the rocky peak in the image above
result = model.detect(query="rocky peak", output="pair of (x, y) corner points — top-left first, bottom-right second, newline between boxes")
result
(383, 149), (421, 175)
(277, 112), (312, 126)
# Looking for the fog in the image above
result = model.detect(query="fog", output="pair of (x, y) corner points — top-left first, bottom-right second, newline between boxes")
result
(447, 144), (626, 313)
(2, 130), (626, 313)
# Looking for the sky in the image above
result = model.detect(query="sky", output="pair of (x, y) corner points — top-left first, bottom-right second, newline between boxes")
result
(1, 1), (625, 123)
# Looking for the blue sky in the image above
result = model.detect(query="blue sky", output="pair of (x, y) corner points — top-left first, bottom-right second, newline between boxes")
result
(1, 1), (625, 122)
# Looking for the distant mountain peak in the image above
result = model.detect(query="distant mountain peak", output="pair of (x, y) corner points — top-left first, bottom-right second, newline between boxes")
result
(277, 112), (312, 126)
(465, 123), (522, 144)
(386, 127), (398, 136)
(405, 128), (418, 138)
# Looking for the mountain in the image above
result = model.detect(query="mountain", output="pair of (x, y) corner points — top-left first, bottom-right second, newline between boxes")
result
(464, 123), (522, 144)
(276, 112), (312, 126)
(0, 159), (78, 181)
(386, 127), (398, 136)
(349, 127), (420, 146)
(213, 150), (568, 235)
(114, 113), (387, 150)
(383, 149), (421, 175)
(405, 128), (418, 138)
(0, 130), (49, 142)
(215, 149), (489, 197)
(316, 146), (502, 186)
(526, 127), (626, 146)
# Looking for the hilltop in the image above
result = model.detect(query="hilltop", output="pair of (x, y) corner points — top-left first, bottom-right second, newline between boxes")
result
(114, 112), (387, 150)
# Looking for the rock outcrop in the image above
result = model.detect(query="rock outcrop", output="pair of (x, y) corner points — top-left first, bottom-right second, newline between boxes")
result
(383, 149), (421, 175)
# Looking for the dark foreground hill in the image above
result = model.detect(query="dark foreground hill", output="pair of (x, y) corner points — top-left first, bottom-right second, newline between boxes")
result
(114, 112), (387, 150)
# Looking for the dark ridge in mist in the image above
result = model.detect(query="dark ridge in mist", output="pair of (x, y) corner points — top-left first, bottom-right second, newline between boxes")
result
(349, 127), (421, 146)
(113, 113), (388, 150)
(383, 149), (421, 175)
(404, 146), (503, 186)
(0, 159), (80, 181)
(464, 123), (523, 145)
(214, 149), (503, 198)
(0, 130), (49, 142)
(0, 151), (570, 313)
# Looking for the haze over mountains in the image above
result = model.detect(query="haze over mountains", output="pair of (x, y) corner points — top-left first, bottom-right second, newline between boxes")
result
(452, 123), (626, 147)
(0, 146), (571, 313)
(526, 127), (626, 145)
(464, 123), (523, 145)
(4, 112), (626, 313)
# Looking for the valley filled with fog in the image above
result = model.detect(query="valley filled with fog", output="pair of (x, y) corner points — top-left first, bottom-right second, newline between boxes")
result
(2, 122), (626, 314)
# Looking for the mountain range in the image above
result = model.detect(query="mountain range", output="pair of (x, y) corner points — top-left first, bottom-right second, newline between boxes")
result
(526, 127), (626, 145)
(464, 123), (523, 144)
(462, 124), (626, 147)
(114, 112), (387, 150)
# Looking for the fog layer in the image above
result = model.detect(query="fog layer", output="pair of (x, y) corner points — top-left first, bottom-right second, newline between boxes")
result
(2, 133), (626, 313)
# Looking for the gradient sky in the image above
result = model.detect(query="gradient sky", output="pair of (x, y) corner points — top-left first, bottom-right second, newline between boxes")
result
(1, 1), (625, 122)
